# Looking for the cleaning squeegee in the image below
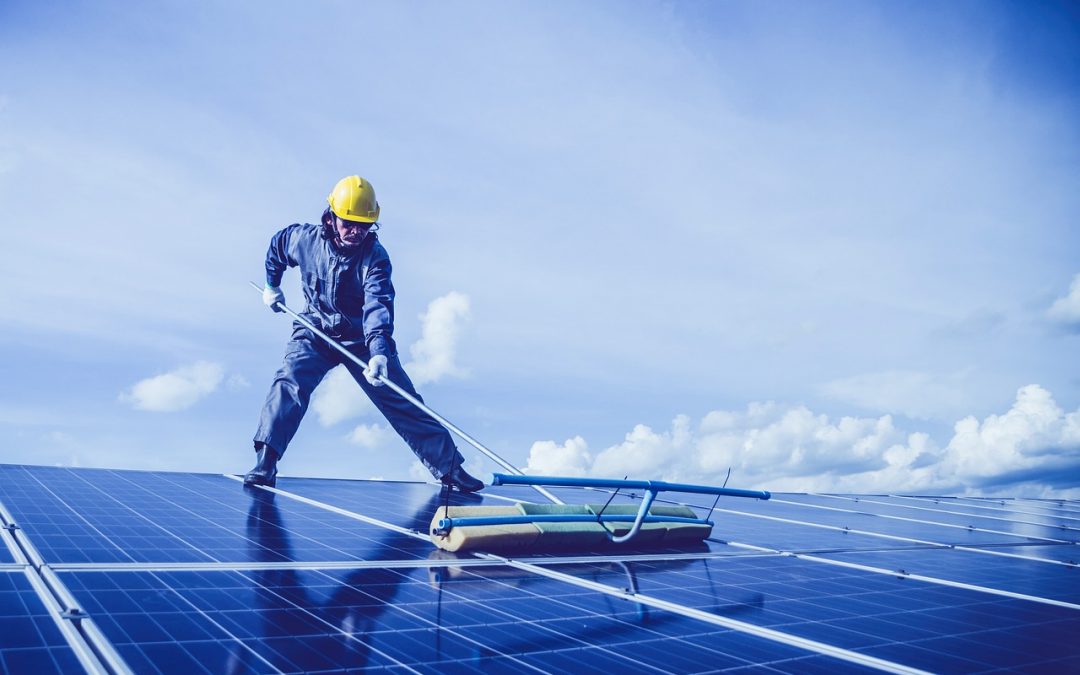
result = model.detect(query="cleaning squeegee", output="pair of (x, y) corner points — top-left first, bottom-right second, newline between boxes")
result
(430, 474), (770, 553)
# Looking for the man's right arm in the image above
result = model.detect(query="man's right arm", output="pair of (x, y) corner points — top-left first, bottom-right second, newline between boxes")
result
(265, 223), (303, 287)
(263, 224), (303, 312)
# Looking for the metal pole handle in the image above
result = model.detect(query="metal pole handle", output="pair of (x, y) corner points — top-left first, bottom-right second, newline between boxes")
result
(249, 281), (563, 505)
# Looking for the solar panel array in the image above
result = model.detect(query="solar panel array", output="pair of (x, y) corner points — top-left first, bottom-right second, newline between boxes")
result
(1, 463), (1078, 673)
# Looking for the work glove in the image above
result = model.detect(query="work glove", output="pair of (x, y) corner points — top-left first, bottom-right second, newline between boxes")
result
(364, 355), (388, 386)
(263, 284), (285, 312)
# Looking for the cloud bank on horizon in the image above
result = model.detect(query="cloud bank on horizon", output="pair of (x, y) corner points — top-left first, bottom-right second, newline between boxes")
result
(122, 276), (1078, 497)
(525, 383), (1080, 498)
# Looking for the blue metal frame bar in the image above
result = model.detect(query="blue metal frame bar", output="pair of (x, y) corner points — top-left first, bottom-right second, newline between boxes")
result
(491, 473), (771, 501)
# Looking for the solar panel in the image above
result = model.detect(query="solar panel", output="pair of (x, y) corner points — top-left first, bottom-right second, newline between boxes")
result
(56, 567), (839, 672)
(0, 570), (83, 673)
(775, 493), (1079, 542)
(0, 466), (433, 564)
(531, 555), (1080, 672)
(2, 462), (1079, 674)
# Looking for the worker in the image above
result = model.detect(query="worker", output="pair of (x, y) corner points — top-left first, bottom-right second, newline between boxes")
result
(244, 175), (484, 493)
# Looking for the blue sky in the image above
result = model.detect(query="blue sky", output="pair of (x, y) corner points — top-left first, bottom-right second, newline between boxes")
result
(1, 1), (1078, 496)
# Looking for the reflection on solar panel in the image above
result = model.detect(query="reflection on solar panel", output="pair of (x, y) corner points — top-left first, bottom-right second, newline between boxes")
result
(1, 463), (1078, 673)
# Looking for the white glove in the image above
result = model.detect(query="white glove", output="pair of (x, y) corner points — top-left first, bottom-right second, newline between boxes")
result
(263, 284), (285, 312)
(364, 355), (388, 386)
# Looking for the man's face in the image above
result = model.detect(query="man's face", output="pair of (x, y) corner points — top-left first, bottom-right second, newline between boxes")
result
(333, 214), (372, 247)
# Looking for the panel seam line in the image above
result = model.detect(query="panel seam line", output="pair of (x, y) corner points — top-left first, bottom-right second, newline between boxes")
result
(240, 477), (928, 674)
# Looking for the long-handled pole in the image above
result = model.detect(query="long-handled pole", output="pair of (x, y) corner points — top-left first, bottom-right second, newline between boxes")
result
(248, 281), (563, 505)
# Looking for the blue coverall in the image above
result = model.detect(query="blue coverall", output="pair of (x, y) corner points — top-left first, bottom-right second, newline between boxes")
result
(252, 222), (464, 479)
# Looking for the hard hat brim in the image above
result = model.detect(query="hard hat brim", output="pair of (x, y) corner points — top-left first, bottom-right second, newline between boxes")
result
(330, 209), (379, 224)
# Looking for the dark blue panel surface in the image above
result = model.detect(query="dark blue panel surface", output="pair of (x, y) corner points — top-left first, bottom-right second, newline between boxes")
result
(1013, 497), (1080, 516)
(0, 570), (82, 673)
(673, 491), (1057, 547)
(277, 475), (495, 525)
(842, 494), (1080, 530)
(59, 566), (878, 674)
(777, 494), (1080, 544)
(6, 464), (1079, 673)
(815, 548), (1080, 604)
(543, 555), (1080, 673)
(895, 495), (1080, 526)
(951, 543), (1080, 564)
(0, 465), (130, 564)
(0, 465), (437, 564)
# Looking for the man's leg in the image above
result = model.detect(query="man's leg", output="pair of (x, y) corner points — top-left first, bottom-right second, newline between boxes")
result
(343, 352), (481, 490)
(248, 332), (335, 485)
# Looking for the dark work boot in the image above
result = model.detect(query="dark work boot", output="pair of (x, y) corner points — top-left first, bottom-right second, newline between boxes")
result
(441, 465), (484, 493)
(244, 445), (279, 487)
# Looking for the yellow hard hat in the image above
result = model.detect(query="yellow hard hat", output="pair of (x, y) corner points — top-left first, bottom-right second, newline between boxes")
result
(327, 175), (380, 223)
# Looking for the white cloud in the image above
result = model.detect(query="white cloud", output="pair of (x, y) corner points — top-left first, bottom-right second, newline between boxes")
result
(226, 374), (250, 390)
(310, 291), (471, 426)
(347, 423), (392, 449)
(821, 370), (973, 420)
(310, 366), (374, 426)
(525, 385), (1080, 497)
(406, 292), (471, 386)
(940, 385), (1080, 484)
(120, 361), (224, 412)
(593, 416), (692, 480)
(1048, 274), (1080, 327)
(524, 436), (591, 477)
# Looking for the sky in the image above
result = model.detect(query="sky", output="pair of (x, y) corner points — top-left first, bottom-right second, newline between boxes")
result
(1, 1), (1078, 497)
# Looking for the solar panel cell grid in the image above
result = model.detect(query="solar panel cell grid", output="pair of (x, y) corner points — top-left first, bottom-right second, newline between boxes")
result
(839, 494), (1080, 528)
(674, 492), (1064, 547)
(536, 555), (1080, 672)
(1013, 497), (1080, 513)
(860, 495), (1080, 525)
(953, 543), (1080, 564)
(58, 566), (880, 673)
(3, 464), (1080, 674)
(720, 654), (882, 674)
(776, 493), (1080, 543)
(0, 466), (435, 564)
(816, 548), (1080, 603)
(0, 570), (83, 673)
